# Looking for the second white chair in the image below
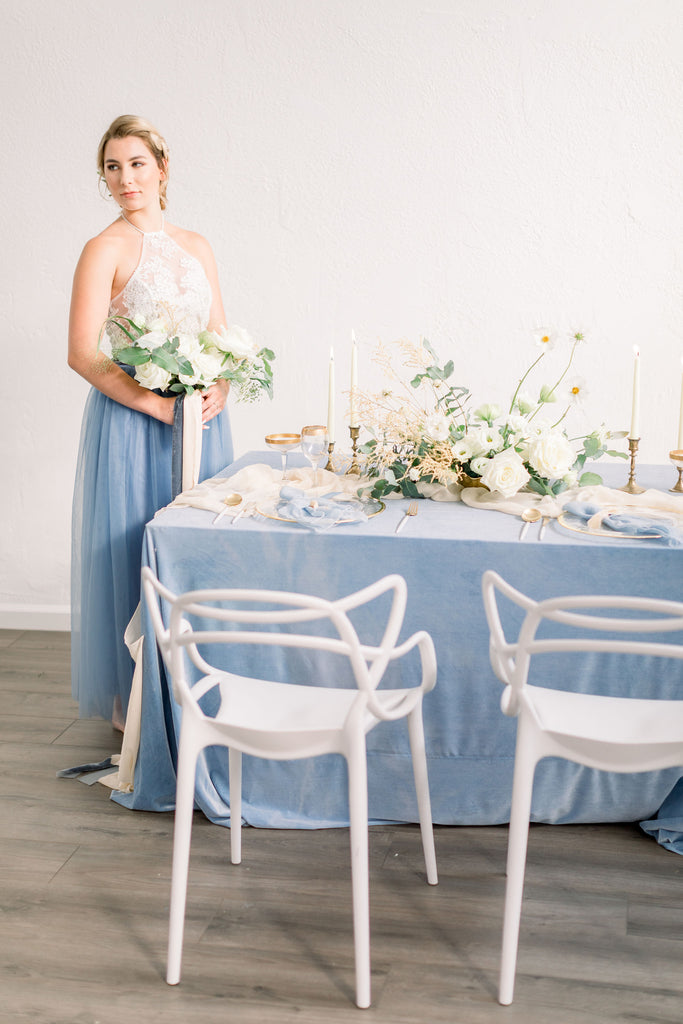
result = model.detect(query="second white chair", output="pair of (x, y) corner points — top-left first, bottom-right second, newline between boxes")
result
(483, 569), (683, 1005)
(143, 568), (438, 1009)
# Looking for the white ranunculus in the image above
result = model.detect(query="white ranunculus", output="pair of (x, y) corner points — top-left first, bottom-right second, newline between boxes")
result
(480, 449), (530, 498)
(138, 330), (167, 351)
(135, 360), (172, 392)
(528, 431), (576, 479)
(423, 412), (450, 442)
(214, 325), (257, 360)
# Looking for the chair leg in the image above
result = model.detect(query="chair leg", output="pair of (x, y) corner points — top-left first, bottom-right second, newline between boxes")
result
(499, 721), (538, 1006)
(166, 732), (199, 986)
(347, 737), (371, 1009)
(229, 747), (242, 865)
(407, 703), (438, 885)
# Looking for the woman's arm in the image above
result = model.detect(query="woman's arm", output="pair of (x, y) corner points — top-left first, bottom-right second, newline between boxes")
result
(68, 235), (176, 424)
(183, 234), (231, 423)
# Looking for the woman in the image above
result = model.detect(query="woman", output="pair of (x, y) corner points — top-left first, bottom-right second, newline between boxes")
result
(69, 114), (233, 726)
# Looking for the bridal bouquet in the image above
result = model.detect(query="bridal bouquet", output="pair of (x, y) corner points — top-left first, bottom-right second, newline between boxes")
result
(102, 315), (274, 402)
(359, 332), (626, 500)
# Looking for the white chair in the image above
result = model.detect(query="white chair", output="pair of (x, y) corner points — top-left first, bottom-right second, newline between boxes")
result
(142, 567), (438, 1009)
(482, 569), (683, 1006)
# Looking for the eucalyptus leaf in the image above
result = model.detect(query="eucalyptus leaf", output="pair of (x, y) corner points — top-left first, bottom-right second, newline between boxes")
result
(115, 346), (150, 365)
(579, 471), (603, 486)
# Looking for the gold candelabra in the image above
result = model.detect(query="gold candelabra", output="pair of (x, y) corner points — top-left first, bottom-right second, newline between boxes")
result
(325, 441), (335, 472)
(620, 437), (645, 494)
(346, 425), (360, 475)
(669, 449), (683, 494)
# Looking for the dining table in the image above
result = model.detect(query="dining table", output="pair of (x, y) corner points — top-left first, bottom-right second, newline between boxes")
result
(111, 452), (683, 853)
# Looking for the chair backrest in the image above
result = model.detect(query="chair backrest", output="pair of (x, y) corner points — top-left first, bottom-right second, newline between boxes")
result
(482, 570), (683, 714)
(142, 567), (424, 722)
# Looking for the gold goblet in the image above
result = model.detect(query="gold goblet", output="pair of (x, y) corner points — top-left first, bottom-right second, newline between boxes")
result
(265, 433), (301, 480)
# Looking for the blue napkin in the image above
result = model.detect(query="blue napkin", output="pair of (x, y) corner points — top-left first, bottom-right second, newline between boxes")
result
(277, 486), (369, 532)
(563, 501), (683, 547)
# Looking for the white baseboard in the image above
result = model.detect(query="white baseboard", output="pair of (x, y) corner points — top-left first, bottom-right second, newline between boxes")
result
(0, 604), (71, 632)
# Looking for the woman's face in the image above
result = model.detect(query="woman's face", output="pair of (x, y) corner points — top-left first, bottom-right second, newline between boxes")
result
(103, 136), (165, 213)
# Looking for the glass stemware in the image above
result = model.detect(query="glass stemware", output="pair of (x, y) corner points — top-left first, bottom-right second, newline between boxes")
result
(265, 433), (301, 480)
(300, 425), (328, 487)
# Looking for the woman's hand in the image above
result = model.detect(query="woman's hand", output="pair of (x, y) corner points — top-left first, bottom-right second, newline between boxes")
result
(201, 379), (230, 424)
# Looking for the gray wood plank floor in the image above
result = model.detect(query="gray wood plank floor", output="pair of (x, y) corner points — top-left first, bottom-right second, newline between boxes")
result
(2, 629), (683, 1024)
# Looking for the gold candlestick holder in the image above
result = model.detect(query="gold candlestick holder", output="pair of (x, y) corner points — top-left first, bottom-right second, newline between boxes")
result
(620, 437), (645, 494)
(346, 425), (360, 475)
(669, 449), (683, 494)
(325, 440), (335, 472)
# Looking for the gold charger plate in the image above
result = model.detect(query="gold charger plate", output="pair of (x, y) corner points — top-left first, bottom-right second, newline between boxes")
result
(259, 498), (385, 525)
(557, 505), (675, 540)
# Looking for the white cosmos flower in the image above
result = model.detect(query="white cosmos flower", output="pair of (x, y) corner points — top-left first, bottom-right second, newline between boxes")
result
(480, 449), (530, 497)
(533, 329), (557, 352)
(566, 376), (588, 404)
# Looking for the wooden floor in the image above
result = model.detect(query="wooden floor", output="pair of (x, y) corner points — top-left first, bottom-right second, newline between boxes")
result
(2, 630), (683, 1024)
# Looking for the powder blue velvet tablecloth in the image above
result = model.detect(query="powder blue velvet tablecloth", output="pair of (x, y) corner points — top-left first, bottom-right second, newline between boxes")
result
(112, 454), (683, 851)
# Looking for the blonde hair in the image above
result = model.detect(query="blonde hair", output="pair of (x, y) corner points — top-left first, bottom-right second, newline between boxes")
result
(97, 115), (170, 209)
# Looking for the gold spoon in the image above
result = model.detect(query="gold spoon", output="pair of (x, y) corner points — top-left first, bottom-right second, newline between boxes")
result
(518, 507), (541, 540)
(212, 493), (243, 525)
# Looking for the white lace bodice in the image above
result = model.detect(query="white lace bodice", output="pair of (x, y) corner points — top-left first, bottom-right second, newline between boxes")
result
(109, 229), (212, 337)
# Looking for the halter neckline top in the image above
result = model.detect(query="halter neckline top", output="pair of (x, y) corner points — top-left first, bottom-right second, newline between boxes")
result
(108, 227), (212, 338)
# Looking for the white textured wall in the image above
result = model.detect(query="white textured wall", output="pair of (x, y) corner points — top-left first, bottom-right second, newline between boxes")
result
(2, 0), (683, 627)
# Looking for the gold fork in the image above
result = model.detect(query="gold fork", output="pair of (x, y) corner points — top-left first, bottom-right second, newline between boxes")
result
(395, 500), (419, 534)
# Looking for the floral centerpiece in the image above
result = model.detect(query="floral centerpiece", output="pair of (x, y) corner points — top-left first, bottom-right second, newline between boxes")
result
(101, 315), (274, 402)
(359, 332), (626, 500)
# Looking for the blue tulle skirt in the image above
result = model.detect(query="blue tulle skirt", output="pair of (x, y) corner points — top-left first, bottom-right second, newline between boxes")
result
(71, 386), (233, 720)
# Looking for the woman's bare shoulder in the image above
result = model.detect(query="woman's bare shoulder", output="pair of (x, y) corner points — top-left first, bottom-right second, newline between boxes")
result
(79, 220), (129, 264)
(166, 222), (215, 260)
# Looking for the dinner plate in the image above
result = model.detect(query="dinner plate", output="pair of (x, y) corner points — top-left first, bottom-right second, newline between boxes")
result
(557, 505), (676, 540)
(259, 498), (385, 525)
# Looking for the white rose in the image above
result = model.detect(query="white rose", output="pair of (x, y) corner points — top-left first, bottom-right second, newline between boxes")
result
(214, 325), (257, 359)
(528, 432), (576, 479)
(135, 360), (172, 392)
(137, 330), (167, 351)
(480, 449), (530, 498)
(176, 334), (203, 363)
(423, 413), (450, 442)
(194, 349), (226, 385)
